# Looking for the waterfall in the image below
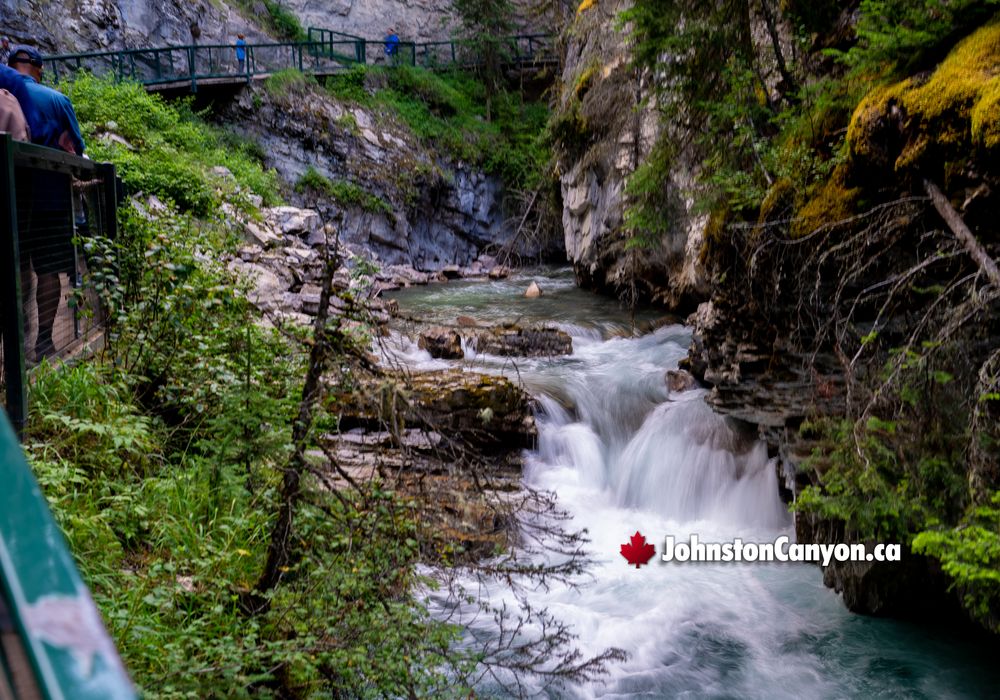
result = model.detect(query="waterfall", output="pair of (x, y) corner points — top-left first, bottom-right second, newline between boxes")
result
(389, 269), (1000, 699)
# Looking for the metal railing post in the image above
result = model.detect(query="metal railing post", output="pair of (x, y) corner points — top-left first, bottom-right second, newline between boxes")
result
(97, 163), (118, 242)
(0, 135), (27, 438)
(187, 45), (197, 92)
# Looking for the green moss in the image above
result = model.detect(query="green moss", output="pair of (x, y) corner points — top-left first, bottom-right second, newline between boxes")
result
(295, 167), (392, 215)
(847, 20), (1000, 173)
(758, 177), (795, 224)
(264, 68), (317, 99)
(791, 166), (860, 238)
(335, 112), (359, 135)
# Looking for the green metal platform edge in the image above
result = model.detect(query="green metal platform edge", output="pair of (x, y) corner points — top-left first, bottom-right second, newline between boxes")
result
(0, 410), (136, 699)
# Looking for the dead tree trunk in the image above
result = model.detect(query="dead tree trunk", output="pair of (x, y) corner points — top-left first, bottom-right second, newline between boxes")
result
(925, 179), (1000, 287)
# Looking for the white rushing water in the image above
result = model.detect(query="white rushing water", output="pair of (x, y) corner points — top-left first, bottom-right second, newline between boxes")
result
(387, 270), (1000, 699)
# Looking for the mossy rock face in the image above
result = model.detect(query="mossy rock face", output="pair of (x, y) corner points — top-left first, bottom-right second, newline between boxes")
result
(791, 166), (860, 238)
(758, 178), (796, 225)
(847, 21), (1000, 181)
(330, 369), (535, 452)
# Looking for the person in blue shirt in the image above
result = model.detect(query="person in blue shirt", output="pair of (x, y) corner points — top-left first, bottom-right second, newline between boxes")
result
(235, 34), (247, 74)
(8, 45), (86, 360)
(384, 28), (400, 65)
(0, 64), (44, 143)
(8, 46), (84, 155)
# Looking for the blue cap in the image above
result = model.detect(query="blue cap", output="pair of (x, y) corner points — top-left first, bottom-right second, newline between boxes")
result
(7, 46), (43, 67)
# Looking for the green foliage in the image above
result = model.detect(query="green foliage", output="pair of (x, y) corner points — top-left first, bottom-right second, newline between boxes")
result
(324, 65), (370, 103)
(25, 82), (475, 696)
(622, 138), (675, 248)
(843, 0), (1000, 77)
(793, 418), (968, 541)
(263, 0), (306, 41)
(451, 0), (516, 104)
(295, 167), (393, 215)
(263, 68), (317, 98)
(231, 0), (306, 41)
(913, 492), (1000, 632)
(326, 65), (550, 192)
(62, 73), (280, 215)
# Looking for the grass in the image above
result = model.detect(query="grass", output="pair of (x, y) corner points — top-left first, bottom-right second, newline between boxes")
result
(295, 166), (393, 215)
(325, 64), (551, 192)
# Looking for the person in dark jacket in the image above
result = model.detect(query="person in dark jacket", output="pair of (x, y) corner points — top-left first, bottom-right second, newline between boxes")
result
(8, 46), (86, 360)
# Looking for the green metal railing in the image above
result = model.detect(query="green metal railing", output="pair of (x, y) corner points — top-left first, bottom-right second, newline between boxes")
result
(0, 409), (135, 698)
(42, 28), (556, 93)
(1, 135), (118, 437)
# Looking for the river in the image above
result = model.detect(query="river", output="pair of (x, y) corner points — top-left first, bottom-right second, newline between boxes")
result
(386, 268), (1000, 699)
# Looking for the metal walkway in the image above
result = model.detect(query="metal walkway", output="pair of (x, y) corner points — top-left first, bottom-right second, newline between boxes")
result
(45, 28), (556, 94)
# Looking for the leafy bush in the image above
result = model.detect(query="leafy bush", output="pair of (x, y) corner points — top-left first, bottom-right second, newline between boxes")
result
(295, 167), (392, 214)
(263, 68), (317, 99)
(913, 492), (1000, 632)
(63, 74), (280, 215)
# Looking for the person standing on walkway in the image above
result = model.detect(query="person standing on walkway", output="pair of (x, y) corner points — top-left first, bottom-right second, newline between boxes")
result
(0, 64), (43, 142)
(384, 28), (400, 65)
(8, 46), (86, 361)
(235, 34), (247, 74)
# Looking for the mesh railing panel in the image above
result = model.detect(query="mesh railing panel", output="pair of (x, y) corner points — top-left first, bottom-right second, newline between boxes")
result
(1, 136), (117, 435)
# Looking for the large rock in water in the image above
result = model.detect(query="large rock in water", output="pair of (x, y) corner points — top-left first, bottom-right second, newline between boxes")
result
(418, 326), (464, 359)
(330, 369), (535, 452)
(470, 325), (573, 358)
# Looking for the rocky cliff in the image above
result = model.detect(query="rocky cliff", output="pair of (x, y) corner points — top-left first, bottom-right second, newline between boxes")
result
(679, 14), (1000, 630)
(2, 0), (539, 53)
(2, 0), (270, 52)
(219, 78), (517, 272)
(551, 0), (708, 309)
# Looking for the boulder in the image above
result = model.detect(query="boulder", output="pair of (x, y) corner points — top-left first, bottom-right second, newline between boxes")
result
(330, 368), (536, 452)
(441, 265), (463, 279)
(524, 281), (542, 298)
(488, 266), (510, 280)
(666, 369), (698, 393)
(456, 316), (478, 327)
(264, 206), (322, 237)
(418, 326), (464, 359)
(469, 325), (572, 357)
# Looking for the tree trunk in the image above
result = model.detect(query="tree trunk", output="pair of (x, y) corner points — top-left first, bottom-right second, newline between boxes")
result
(254, 251), (340, 599)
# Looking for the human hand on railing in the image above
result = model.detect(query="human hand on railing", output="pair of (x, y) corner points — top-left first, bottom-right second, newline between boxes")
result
(57, 130), (78, 155)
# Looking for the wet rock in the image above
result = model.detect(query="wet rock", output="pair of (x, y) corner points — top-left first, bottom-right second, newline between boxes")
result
(331, 368), (536, 452)
(469, 325), (572, 358)
(488, 266), (510, 280)
(418, 326), (464, 359)
(666, 369), (697, 393)
(456, 316), (478, 327)
(441, 265), (463, 280)
(524, 281), (543, 298)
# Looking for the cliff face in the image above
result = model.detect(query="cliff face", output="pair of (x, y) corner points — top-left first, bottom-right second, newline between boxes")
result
(282, 0), (454, 43)
(221, 79), (516, 272)
(552, 0), (708, 309)
(680, 15), (1000, 630)
(1, 0), (269, 52)
(2, 0), (541, 53)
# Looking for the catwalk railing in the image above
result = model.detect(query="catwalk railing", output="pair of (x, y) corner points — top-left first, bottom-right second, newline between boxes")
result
(42, 28), (556, 92)
(0, 134), (118, 436)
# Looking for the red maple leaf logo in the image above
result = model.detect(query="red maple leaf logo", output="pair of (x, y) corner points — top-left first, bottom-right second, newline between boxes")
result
(620, 531), (656, 568)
